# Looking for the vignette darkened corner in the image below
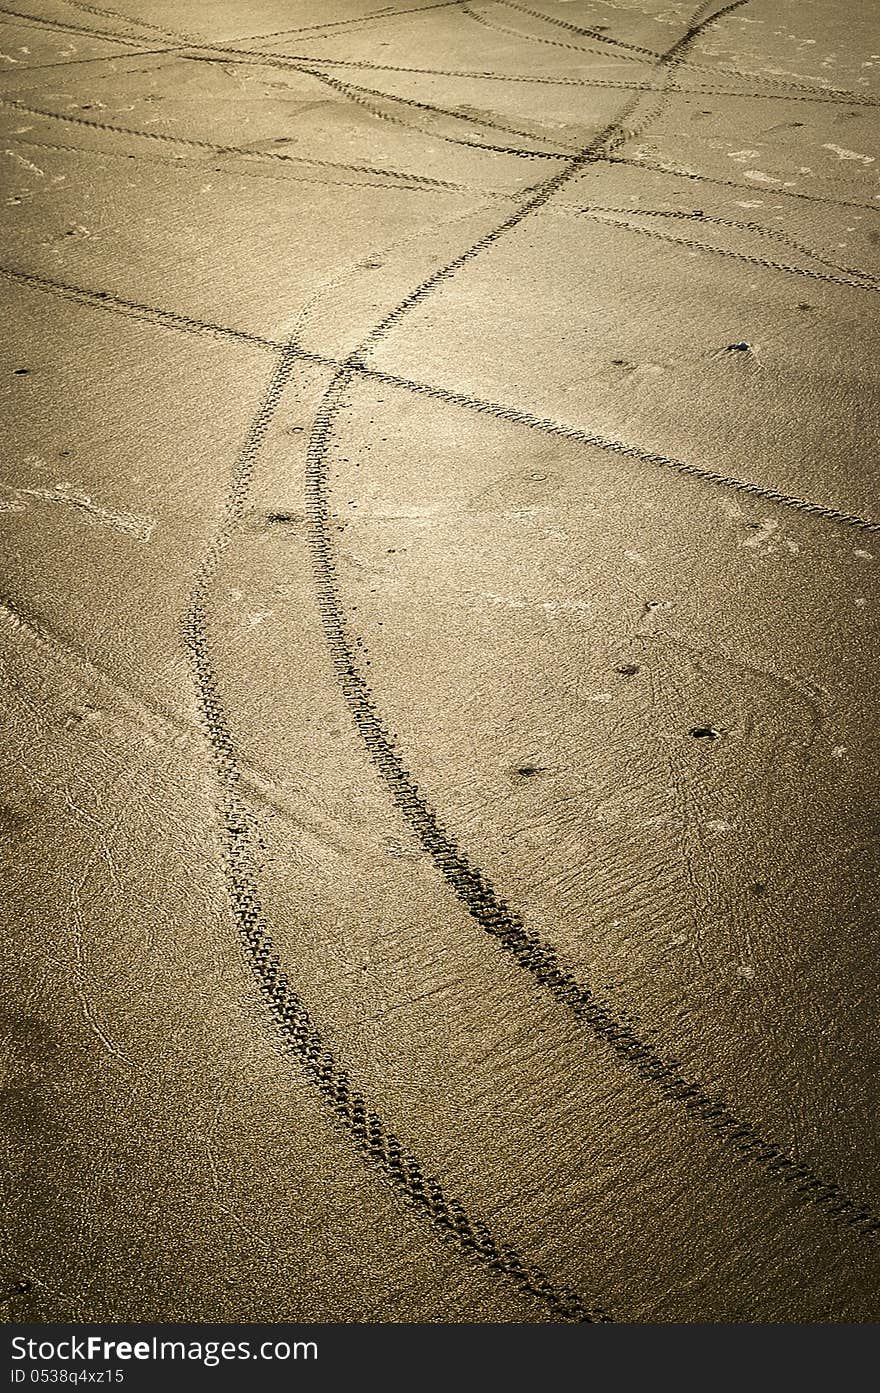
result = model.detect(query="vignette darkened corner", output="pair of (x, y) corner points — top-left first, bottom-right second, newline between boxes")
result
(1, 0), (878, 1344)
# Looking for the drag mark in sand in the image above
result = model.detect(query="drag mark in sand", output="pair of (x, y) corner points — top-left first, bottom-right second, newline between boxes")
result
(3, 149), (45, 177)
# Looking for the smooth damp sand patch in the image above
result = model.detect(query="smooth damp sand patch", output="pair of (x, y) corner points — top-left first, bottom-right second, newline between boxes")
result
(739, 518), (779, 550)
(0, 481), (155, 542)
(467, 589), (593, 615)
(3, 148), (44, 177)
(244, 610), (273, 628)
(822, 143), (875, 164)
(744, 170), (786, 186)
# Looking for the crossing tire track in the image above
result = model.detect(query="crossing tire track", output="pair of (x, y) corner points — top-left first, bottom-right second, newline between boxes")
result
(574, 204), (880, 285)
(305, 366), (880, 1242)
(576, 207), (880, 292)
(5, 262), (876, 534)
(0, 94), (473, 190)
(495, 0), (878, 101)
(301, 0), (880, 1252)
(5, 7), (878, 109)
(181, 348), (611, 1325)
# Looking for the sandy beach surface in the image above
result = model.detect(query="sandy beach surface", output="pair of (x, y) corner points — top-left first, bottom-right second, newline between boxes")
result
(1, 0), (878, 1323)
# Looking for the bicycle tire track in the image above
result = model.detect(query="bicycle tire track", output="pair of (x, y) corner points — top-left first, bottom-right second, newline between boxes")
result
(8, 7), (566, 161)
(351, 366), (880, 533)
(5, 260), (877, 534)
(464, 0), (812, 94)
(0, 4), (154, 48)
(6, 114), (874, 280)
(180, 348), (611, 1325)
(294, 64), (573, 159)
(301, 0), (880, 1248)
(211, 44), (880, 108)
(238, 50), (880, 106)
(605, 152), (880, 215)
(305, 367), (880, 1243)
(498, 0), (715, 59)
(599, 0), (750, 158)
(4, 131), (452, 197)
(9, 111), (873, 279)
(495, 0), (878, 100)
(461, 0), (662, 68)
(12, 0), (874, 1324)
(574, 204), (880, 285)
(0, 262), (284, 351)
(576, 207), (880, 292)
(230, 0), (468, 46)
(57, 0), (192, 43)
(0, 7), (582, 159)
(0, 43), (174, 74)
(6, 7), (880, 110)
(0, 94), (474, 190)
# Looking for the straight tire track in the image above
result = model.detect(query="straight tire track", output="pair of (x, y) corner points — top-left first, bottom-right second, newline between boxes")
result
(4, 263), (876, 533)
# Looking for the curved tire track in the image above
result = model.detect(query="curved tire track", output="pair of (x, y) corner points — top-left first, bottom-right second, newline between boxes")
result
(574, 204), (880, 286)
(494, 0), (879, 102)
(0, 94), (472, 191)
(6, 7), (879, 111)
(181, 349), (610, 1325)
(301, 0), (880, 1251)
(305, 372), (880, 1244)
(5, 260), (877, 534)
(575, 207), (880, 292)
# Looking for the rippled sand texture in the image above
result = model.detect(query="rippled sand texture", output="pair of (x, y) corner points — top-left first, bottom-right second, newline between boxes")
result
(1, 0), (879, 1324)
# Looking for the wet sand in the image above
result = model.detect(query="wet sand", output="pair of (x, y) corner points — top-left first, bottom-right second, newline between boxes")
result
(1, 0), (878, 1323)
